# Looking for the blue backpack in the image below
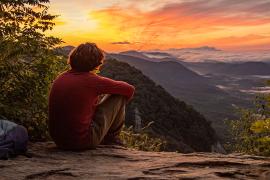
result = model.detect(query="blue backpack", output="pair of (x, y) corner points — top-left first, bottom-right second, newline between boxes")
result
(0, 119), (29, 159)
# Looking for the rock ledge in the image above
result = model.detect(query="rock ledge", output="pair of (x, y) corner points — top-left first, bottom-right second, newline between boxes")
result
(1, 142), (270, 179)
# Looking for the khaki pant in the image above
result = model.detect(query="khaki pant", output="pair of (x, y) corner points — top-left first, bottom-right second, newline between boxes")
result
(89, 94), (126, 147)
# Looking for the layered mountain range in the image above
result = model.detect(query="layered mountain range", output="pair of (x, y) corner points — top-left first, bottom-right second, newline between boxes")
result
(100, 59), (219, 152)
(58, 46), (270, 144)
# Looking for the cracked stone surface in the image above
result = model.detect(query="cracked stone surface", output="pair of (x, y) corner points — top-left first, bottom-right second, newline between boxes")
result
(0, 142), (270, 179)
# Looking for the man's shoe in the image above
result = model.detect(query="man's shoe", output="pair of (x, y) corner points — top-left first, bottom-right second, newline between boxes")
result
(102, 137), (124, 146)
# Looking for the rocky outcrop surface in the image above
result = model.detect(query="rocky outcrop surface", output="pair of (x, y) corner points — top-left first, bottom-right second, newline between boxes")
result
(1, 142), (270, 179)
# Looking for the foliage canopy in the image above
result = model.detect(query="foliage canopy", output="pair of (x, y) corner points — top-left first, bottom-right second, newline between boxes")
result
(229, 94), (270, 156)
(0, 0), (65, 140)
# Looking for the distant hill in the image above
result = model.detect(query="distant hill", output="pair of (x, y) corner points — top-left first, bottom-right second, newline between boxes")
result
(108, 53), (250, 141)
(100, 59), (219, 152)
(108, 52), (230, 98)
(142, 51), (173, 59)
(144, 51), (172, 57)
(109, 53), (228, 100)
(55, 46), (75, 56)
(168, 46), (221, 52)
(109, 53), (214, 87)
(119, 51), (173, 62)
(186, 61), (270, 75)
(119, 50), (150, 60)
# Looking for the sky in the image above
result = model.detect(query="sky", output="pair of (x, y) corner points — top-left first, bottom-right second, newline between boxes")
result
(47, 0), (270, 52)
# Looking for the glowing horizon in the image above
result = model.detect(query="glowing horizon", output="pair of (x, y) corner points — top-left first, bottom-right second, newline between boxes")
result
(47, 0), (270, 52)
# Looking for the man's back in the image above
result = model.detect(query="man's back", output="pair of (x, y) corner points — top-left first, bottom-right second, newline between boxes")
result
(49, 70), (134, 149)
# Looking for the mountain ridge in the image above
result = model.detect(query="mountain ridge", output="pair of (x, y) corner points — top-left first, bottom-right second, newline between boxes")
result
(186, 61), (270, 75)
(100, 58), (220, 152)
(167, 46), (222, 52)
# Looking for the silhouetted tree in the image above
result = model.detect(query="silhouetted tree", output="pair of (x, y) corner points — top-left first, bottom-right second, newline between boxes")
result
(0, 0), (65, 140)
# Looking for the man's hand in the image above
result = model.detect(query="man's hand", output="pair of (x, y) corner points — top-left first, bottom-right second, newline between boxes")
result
(98, 94), (111, 105)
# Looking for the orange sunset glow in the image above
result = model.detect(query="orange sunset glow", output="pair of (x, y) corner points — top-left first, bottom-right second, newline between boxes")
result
(47, 0), (270, 52)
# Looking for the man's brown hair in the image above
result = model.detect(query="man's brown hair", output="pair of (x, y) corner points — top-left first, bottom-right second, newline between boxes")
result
(68, 43), (104, 72)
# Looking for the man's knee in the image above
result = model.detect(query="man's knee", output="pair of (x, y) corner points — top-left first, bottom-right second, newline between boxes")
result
(110, 95), (127, 103)
(95, 94), (126, 117)
(99, 94), (126, 105)
(101, 95), (126, 106)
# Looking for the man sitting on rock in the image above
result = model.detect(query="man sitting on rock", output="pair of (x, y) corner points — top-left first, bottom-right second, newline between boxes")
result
(48, 43), (135, 150)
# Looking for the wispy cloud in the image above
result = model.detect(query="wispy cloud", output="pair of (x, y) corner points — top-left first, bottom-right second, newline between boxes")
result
(111, 41), (131, 45)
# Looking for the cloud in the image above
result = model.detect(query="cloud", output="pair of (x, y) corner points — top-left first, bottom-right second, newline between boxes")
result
(155, 0), (270, 16)
(150, 0), (270, 27)
(51, 0), (270, 51)
(90, 0), (270, 35)
(209, 34), (270, 44)
(111, 41), (131, 45)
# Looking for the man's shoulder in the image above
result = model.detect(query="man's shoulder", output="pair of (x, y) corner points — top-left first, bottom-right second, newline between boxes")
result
(91, 74), (110, 80)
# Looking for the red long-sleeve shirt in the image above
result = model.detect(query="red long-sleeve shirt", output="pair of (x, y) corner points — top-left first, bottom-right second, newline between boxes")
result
(48, 70), (135, 149)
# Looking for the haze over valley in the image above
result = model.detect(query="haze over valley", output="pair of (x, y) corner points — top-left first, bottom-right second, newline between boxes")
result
(109, 47), (270, 141)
